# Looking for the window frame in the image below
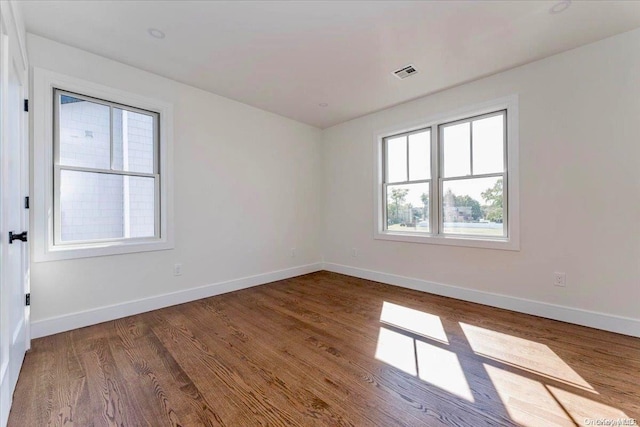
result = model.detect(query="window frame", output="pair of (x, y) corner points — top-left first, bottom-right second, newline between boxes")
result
(33, 68), (174, 262)
(383, 127), (433, 233)
(374, 95), (519, 251)
(438, 110), (508, 239)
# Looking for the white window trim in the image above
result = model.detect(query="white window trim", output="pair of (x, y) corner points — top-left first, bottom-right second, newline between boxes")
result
(373, 95), (519, 251)
(32, 67), (174, 262)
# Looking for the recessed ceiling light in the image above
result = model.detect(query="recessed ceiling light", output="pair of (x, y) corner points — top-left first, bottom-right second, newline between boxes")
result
(318, 103), (328, 107)
(549, 0), (571, 14)
(147, 28), (165, 39)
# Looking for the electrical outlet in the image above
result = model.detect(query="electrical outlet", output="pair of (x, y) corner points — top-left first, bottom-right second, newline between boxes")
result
(554, 272), (566, 287)
(352, 248), (358, 257)
(291, 248), (296, 258)
(174, 263), (183, 276)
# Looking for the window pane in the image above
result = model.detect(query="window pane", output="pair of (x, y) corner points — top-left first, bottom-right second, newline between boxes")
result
(126, 176), (156, 238)
(442, 122), (470, 178)
(60, 170), (124, 241)
(387, 136), (407, 183)
(113, 108), (155, 174)
(408, 130), (430, 181)
(58, 94), (111, 169)
(473, 114), (504, 175)
(386, 182), (430, 233)
(442, 176), (504, 237)
(59, 170), (156, 242)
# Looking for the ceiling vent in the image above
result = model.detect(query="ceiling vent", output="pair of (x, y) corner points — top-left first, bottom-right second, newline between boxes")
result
(393, 64), (418, 80)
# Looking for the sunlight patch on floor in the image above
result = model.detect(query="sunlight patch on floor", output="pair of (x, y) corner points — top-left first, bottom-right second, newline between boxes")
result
(380, 301), (449, 343)
(415, 340), (474, 401)
(375, 327), (417, 376)
(546, 385), (630, 424)
(372, 302), (627, 421)
(460, 322), (595, 391)
(375, 327), (474, 402)
(484, 364), (575, 427)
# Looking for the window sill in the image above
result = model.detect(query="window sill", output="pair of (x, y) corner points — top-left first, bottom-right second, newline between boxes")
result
(374, 231), (519, 251)
(33, 238), (174, 262)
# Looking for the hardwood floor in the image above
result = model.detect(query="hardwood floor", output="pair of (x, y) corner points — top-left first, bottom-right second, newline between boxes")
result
(8, 271), (640, 426)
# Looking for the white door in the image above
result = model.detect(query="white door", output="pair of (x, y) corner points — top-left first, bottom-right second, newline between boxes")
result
(0, 2), (29, 425)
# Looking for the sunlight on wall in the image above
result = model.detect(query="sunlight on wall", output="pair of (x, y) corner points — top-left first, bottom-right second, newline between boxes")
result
(460, 322), (594, 391)
(380, 301), (449, 343)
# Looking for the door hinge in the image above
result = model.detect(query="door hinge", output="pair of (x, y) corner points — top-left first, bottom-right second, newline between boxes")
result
(8, 231), (27, 244)
(25, 293), (30, 306)
(25, 196), (29, 209)
(23, 99), (28, 112)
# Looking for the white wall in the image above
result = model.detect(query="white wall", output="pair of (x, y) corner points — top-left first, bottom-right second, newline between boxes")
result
(29, 28), (640, 337)
(322, 29), (640, 324)
(28, 34), (323, 327)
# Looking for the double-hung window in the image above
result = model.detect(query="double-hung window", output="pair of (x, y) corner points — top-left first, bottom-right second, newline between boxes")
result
(54, 89), (159, 244)
(376, 97), (519, 250)
(33, 68), (173, 261)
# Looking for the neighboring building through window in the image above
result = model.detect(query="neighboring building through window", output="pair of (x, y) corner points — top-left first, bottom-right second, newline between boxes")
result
(376, 96), (519, 250)
(55, 90), (159, 244)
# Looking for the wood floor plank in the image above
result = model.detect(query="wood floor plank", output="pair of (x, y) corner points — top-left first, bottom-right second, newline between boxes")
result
(151, 308), (304, 427)
(219, 286), (500, 426)
(8, 271), (640, 426)
(109, 318), (185, 426)
(191, 296), (416, 427)
(167, 304), (362, 426)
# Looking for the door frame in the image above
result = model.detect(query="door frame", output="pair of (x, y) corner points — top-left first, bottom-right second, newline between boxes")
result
(0, 1), (29, 425)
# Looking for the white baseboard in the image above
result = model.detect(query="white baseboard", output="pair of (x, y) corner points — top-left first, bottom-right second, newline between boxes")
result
(0, 366), (9, 427)
(31, 263), (323, 339)
(31, 261), (640, 339)
(323, 263), (640, 338)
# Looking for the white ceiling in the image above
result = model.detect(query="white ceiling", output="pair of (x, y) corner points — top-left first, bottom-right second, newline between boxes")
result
(21, 1), (640, 129)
